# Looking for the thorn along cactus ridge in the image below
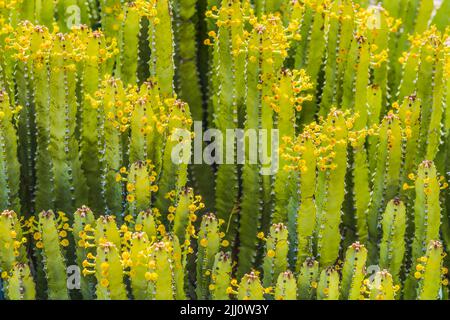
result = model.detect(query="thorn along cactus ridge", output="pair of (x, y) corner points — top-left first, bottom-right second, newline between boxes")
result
(0, 0), (449, 301)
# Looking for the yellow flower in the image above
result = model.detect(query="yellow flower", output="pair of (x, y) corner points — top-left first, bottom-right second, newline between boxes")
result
(167, 213), (175, 222)
(100, 278), (109, 287)
(126, 183), (135, 192)
(221, 240), (229, 247)
(257, 232), (265, 239)
(36, 241), (44, 249)
(33, 232), (42, 240)
(267, 249), (276, 258)
(414, 271), (422, 279)
(200, 238), (208, 247)
(60, 239), (69, 247)
(145, 272), (158, 281)
(126, 194), (135, 202)
(1, 271), (8, 279)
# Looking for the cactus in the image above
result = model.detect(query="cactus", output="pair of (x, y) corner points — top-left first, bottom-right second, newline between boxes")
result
(416, 240), (445, 300)
(0, 0), (449, 302)
(317, 267), (340, 300)
(368, 270), (397, 300)
(275, 270), (297, 300)
(196, 213), (221, 299)
(238, 271), (265, 300)
(210, 251), (232, 300)
(340, 242), (367, 300)
(4, 263), (36, 300)
(297, 258), (319, 300)
(315, 110), (349, 267)
(37, 210), (69, 300)
(379, 198), (406, 282)
(262, 223), (289, 288)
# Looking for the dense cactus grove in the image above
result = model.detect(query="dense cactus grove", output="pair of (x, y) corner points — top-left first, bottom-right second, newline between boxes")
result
(0, 0), (449, 300)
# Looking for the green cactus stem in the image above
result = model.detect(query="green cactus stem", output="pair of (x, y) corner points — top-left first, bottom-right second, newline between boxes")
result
(340, 242), (367, 300)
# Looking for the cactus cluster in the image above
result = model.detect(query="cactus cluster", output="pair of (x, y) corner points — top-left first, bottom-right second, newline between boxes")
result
(0, 0), (449, 300)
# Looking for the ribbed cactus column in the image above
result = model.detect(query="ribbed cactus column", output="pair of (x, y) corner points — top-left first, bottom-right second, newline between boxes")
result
(196, 213), (220, 300)
(79, 29), (114, 214)
(379, 198), (406, 283)
(37, 210), (69, 300)
(340, 242), (367, 300)
(367, 112), (403, 263)
(315, 110), (349, 267)
(0, 91), (20, 213)
(210, 0), (247, 243)
(154, 99), (192, 214)
(404, 160), (442, 299)
(262, 223), (289, 288)
(210, 251), (232, 300)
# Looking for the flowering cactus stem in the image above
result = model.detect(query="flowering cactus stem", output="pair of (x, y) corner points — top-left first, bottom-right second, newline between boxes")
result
(73, 206), (96, 299)
(416, 240), (445, 300)
(262, 223), (289, 288)
(317, 267), (340, 300)
(367, 112), (403, 263)
(196, 213), (221, 300)
(0, 91), (20, 213)
(38, 211), (69, 300)
(275, 270), (297, 300)
(212, 0), (247, 244)
(315, 110), (349, 267)
(379, 198), (406, 283)
(210, 251), (232, 300)
(297, 258), (319, 300)
(340, 242), (367, 300)
(238, 271), (264, 300)
(294, 130), (318, 269)
(93, 240), (127, 300)
(5, 263), (36, 300)
(369, 270), (396, 300)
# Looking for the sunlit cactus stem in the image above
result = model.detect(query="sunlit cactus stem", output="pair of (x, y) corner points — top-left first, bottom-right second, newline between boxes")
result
(379, 198), (406, 283)
(0, 90), (21, 213)
(73, 206), (96, 299)
(416, 240), (445, 300)
(196, 213), (221, 300)
(4, 263), (36, 300)
(315, 110), (349, 267)
(92, 240), (127, 300)
(210, 251), (232, 300)
(38, 210), (69, 300)
(340, 242), (367, 300)
(262, 223), (289, 289)
(238, 272), (264, 300)
(275, 270), (297, 300)
(297, 258), (319, 300)
(317, 267), (340, 300)
(369, 270), (397, 300)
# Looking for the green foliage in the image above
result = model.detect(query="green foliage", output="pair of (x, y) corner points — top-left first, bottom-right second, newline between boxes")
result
(0, 0), (449, 301)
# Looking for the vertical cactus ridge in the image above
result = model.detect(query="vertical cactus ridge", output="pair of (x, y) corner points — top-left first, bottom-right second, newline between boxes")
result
(416, 240), (445, 300)
(0, 0), (449, 302)
(238, 271), (265, 300)
(210, 251), (232, 300)
(340, 242), (367, 300)
(37, 210), (69, 300)
(317, 267), (340, 300)
(297, 258), (319, 300)
(274, 270), (297, 300)
(367, 111), (403, 263)
(262, 223), (289, 288)
(315, 109), (349, 267)
(379, 198), (406, 282)
(196, 213), (221, 299)
(368, 270), (397, 300)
